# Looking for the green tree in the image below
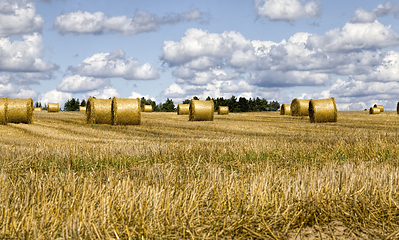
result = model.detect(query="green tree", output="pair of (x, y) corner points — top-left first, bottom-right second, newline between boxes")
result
(80, 99), (86, 107)
(64, 98), (80, 111)
(228, 95), (238, 112)
(193, 96), (199, 100)
(160, 98), (175, 112)
(34, 102), (42, 109)
(182, 99), (190, 104)
(238, 97), (249, 112)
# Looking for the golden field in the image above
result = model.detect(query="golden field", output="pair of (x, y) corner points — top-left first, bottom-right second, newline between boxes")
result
(1, 110), (399, 239)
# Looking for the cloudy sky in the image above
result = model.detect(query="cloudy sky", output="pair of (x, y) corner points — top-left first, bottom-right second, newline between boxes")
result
(2, 0), (399, 110)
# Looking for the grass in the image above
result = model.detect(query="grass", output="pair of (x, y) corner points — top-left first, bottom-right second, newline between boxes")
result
(1, 111), (399, 239)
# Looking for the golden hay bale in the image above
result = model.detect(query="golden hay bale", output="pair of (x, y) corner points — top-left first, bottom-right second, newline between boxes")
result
(34, 107), (41, 111)
(142, 105), (153, 112)
(0, 97), (7, 125)
(79, 106), (86, 112)
(218, 106), (229, 115)
(370, 107), (381, 114)
(112, 97), (141, 125)
(291, 98), (310, 116)
(177, 104), (190, 115)
(280, 104), (291, 115)
(86, 97), (113, 124)
(189, 99), (214, 121)
(48, 103), (59, 112)
(309, 98), (337, 123)
(7, 98), (33, 124)
(373, 104), (384, 112)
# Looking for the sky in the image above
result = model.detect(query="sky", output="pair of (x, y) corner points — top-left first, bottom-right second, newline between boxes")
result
(2, 0), (399, 110)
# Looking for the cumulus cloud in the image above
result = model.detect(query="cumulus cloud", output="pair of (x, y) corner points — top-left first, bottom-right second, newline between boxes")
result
(54, 7), (206, 35)
(38, 89), (72, 107)
(307, 21), (399, 52)
(254, 0), (322, 21)
(0, 33), (58, 72)
(129, 91), (156, 101)
(350, 2), (399, 23)
(0, 0), (44, 37)
(353, 51), (399, 82)
(248, 70), (329, 87)
(56, 75), (110, 92)
(85, 86), (120, 99)
(68, 49), (159, 80)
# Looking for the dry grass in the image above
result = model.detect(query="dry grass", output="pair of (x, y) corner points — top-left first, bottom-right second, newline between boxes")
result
(1, 111), (399, 239)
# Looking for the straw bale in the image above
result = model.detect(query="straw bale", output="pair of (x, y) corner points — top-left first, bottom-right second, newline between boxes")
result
(112, 97), (141, 125)
(86, 97), (113, 124)
(397, 102), (399, 114)
(177, 104), (190, 115)
(370, 107), (380, 114)
(7, 98), (33, 124)
(189, 99), (214, 121)
(79, 106), (86, 112)
(291, 98), (310, 116)
(218, 106), (229, 115)
(0, 98), (7, 125)
(34, 107), (41, 111)
(309, 98), (337, 123)
(142, 105), (153, 112)
(280, 104), (291, 115)
(48, 103), (59, 112)
(373, 104), (384, 112)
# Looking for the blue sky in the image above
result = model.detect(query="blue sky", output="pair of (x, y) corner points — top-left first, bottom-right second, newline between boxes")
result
(2, 0), (399, 110)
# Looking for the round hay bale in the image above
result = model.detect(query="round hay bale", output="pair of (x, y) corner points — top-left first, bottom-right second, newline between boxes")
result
(370, 107), (381, 114)
(86, 97), (113, 124)
(373, 104), (384, 112)
(7, 98), (33, 124)
(218, 106), (229, 115)
(397, 102), (399, 114)
(309, 98), (337, 123)
(79, 106), (86, 112)
(189, 99), (214, 121)
(48, 103), (59, 112)
(177, 104), (190, 115)
(280, 104), (291, 115)
(0, 97), (7, 125)
(291, 98), (310, 116)
(34, 107), (41, 112)
(112, 97), (141, 125)
(142, 105), (153, 112)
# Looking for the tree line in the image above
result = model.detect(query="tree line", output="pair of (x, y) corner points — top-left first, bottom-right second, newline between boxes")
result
(34, 96), (279, 112)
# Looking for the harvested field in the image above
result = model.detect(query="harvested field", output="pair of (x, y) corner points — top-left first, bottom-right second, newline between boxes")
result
(1, 111), (399, 239)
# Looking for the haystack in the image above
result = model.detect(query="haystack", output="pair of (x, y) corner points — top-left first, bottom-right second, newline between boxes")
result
(397, 102), (399, 114)
(142, 105), (153, 112)
(86, 97), (113, 124)
(48, 103), (59, 112)
(177, 104), (190, 115)
(112, 97), (141, 125)
(291, 98), (310, 116)
(280, 104), (291, 115)
(309, 98), (337, 123)
(7, 98), (33, 124)
(370, 107), (380, 114)
(0, 97), (7, 125)
(218, 106), (229, 115)
(34, 107), (41, 111)
(189, 99), (214, 121)
(373, 104), (384, 112)
(79, 106), (86, 112)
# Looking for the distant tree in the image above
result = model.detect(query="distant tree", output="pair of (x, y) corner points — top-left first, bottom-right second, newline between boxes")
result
(238, 97), (249, 112)
(182, 99), (190, 104)
(64, 98), (80, 111)
(160, 98), (175, 112)
(206, 96), (211, 101)
(42, 103), (48, 110)
(269, 101), (280, 111)
(34, 102), (42, 109)
(80, 99), (86, 107)
(228, 95), (238, 112)
(193, 96), (199, 100)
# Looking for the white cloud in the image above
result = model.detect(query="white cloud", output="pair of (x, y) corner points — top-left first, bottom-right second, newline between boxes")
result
(69, 49), (159, 80)
(0, 0), (44, 37)
(38, 89), (73, 107)
(129, 91), (156, 101)
(248, 70), (329, 87)
(350, 2), (399, 23)
(54, 7), (205, 35)
(86, 86), (120, 99)
(56, 75), (110, 92)
(353, 51), (399, 82)
(0, 33), (58, 72)
(254, 0), (322, 21)
(307, 21), (399, 52)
